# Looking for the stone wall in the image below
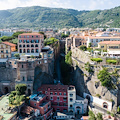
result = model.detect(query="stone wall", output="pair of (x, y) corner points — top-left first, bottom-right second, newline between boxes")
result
(71, 47), (120, 112)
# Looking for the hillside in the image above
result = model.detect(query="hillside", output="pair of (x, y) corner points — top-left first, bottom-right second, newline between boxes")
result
(0, 6), (120, 28)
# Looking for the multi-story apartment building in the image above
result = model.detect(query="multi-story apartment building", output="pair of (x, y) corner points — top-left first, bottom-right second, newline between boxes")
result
(18, 33), (44, 54)
(29, 94), (53, 120)
(98, 41), (120, 56)
(0, 42), (16, 58)
(86, 36), (120, 47)
(37, 84), (88, 115)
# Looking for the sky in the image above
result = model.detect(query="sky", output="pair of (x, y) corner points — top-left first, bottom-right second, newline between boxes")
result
(0, 0), (120, 11)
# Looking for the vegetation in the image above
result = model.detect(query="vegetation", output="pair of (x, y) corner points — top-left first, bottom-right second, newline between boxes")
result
(89, 111), (103, 120)
(39, 31), (46, 39)
(117, 106), (120, 114)
(85, 62), (94, 73)
(9, 84), (27, 106)
(80, 45), (87, 51)
(0, 6), (120, 28)
(61, 33), (69, 38)
(44, 37), (58, 46)
(97, 68), (114, 89)
(30, 55), (35, 59)
(14, 53), (20, 58)
(91, 58), (103, 63)
(96, 94), (101, 98)
(106, 59), (117, 64)
(61, 51), (72, 85)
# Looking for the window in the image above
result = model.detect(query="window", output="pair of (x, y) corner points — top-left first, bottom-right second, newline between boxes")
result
(6, 55), (8, 58)
(35, 44), (38, 47)
(26, 40), (29, 43)
(19, 36), (21, 38)
(23, 44), (25, 47)
(24, 36), (26, 38)
(19, 40), (22, 43)
(96, 39), (98, 42)
(27, 36), (29, 38)
(48, 104), (50, 108)
(31, 44), (34, 47)
(101, 46), (104, 48)
(34, 103), (36, 106)
(31, 49), (34, 53)
(70, 98), (73, 102)
(59, 92), (62, 95)
(64, 92), (66, 95)
(36, 36), (38, 38)
(27, 49), (30, 53)
(70, 105), (73, 108)
(1, 45), (3, 48)
(31, 40), (34, 43)
(20, 49), (22, 53)
(19, 45), (22, 47)
(70, 94), (73, 97)
(1, 50), (3, 53)
(55, 92), (57, 95)
(22, 64), (24, 68)
(6, 45), (8, 48)
(36, 49), (38, 53)
(50, 97), (53, 100)
(23, 40), (26, 43)
(50, 92), (53, 95)
(63, 97), (67, 101)
(6, 50), (8, 53)
(27, 44), (29, 47)
(57, 97), (59, 101)
(23, 76), (25, 81)
(44, 60), (47, 63)
(32, 36), (34, 38)
(36, 40), (39, 43)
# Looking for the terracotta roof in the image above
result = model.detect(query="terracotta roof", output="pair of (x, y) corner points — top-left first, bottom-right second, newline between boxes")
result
(2, 42), (16, 46)
(98, 41), (120, 45)
(87, 36), (120, 39)
(82, 116), (89, 120)
(19, 32), (43, 36)
(38, 84), (69, 92)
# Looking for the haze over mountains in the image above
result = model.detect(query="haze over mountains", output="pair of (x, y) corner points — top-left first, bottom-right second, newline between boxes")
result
(0, 6), (120, 28)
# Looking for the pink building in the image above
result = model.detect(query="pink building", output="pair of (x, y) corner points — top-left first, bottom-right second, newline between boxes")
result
(30, 94), (53, 120)
(18, 33), (44, 54)
(38, 84), (68, 113)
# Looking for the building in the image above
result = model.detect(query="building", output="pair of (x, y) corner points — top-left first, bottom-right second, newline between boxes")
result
(18, 33), (44, 55)
(98, 41), (120, 57)
(38, 84), (88, 115)
(86, 36), (120, 47)
(29, 94), (53, 120)
(0, 42), (16, 58)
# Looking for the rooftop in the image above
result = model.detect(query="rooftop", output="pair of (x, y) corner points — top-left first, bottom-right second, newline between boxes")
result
(0, 95), (15, 120)
(38, 84), (69, 92)
(30, 94), (45, 102)
(2, 42), (16, 47)
(98, 41), (120, 45)
(19, 32), (43, 36)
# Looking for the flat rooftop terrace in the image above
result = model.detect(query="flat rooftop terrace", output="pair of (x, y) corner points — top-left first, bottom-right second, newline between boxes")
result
(0, 96), (14, 120)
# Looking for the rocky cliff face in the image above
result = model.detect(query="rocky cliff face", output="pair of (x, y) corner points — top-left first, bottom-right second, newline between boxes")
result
(71, 47), (120, 112)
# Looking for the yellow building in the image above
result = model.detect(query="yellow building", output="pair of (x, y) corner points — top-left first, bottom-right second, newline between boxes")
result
(98, 41), (120, 56)
(0, 42), (16, 58)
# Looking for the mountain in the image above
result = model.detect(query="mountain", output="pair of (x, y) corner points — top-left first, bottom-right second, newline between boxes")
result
(0, 6), (120, 28)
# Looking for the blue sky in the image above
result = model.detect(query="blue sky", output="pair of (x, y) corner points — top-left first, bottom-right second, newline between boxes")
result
(0, 0), (120, 10)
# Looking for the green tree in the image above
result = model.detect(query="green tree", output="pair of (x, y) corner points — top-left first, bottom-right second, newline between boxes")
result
(89, 111), (96, 120)
(85, 62), (94, 73)
(30, 55), (35, 59)
(12, 31), (24, 38)
(97, 68), (113, 89)
(65, 51), (72, 65)
(15, 84), (27, 95)
(14, 53), (20, 58)
(96, 113), (103, 120)
(117, 106), (120, 113)
(80, 45), (87, 51)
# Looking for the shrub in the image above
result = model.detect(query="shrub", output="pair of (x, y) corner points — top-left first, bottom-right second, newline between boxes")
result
(106, 60), (117, 64)
(96, 94), (101, 98)
(107, 111), (110, 114)
(111, 113), (115, 117)
(91, 58), (103, 63)
(14, 53), (20, 58)
(80, 45), (87, 51)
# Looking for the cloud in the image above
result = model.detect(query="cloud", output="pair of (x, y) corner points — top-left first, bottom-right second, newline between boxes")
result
(0, 0), (74, 10)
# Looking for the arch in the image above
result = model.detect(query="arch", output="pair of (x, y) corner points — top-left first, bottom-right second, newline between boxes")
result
(35, 44), (38, 47)
(4, 87), (9, 94)
(76, 106), (81, 109)
(23, 49), (26, 53)
(23, 44), (25, 47)
(31, 44), (34, 47)
(20, 49), (22, 53)
(28, 89), (31, 96)
(103, 102), (108, 109)
(19, 45), (22, 47)
(27, 44), (29, 47)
